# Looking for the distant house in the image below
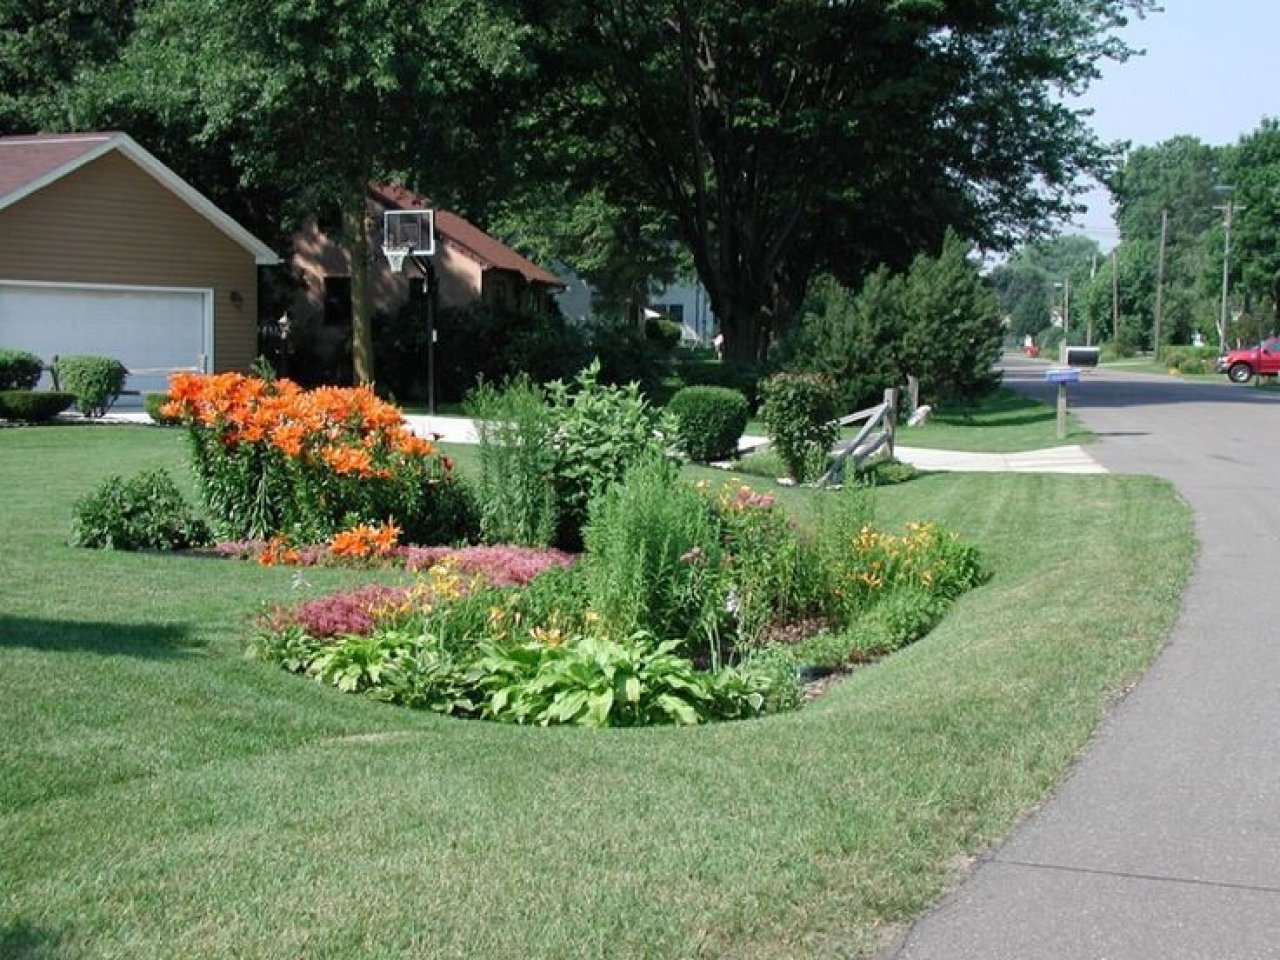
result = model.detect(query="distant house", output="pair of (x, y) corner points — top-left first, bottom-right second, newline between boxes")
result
(554, 270), (717, 346)
(288, 183), (564, 338)
(0, 131), (279, 395)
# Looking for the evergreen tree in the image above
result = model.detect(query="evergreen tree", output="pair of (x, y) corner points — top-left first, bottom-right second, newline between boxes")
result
(901, 232), (1003, 402)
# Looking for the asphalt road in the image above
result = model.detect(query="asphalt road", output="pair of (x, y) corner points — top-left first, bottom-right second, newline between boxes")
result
(885, 358), (1280, 960)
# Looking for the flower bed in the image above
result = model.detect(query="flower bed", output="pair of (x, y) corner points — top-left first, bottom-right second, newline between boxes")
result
(249, 471), (988, 727)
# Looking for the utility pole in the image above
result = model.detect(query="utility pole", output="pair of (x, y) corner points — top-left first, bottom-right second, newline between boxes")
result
(1216, 199), (1239, 352)
(1058, 277), (1071, 363)
(1110, 249), (1119, 347)
(1153, 208), (1168, 358)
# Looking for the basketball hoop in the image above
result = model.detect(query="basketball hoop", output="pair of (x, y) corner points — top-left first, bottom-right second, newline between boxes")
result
(383, 246), (410, 273)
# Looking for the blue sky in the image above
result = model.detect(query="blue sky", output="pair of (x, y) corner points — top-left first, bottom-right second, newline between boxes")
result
(1069, 0), (1278, 248)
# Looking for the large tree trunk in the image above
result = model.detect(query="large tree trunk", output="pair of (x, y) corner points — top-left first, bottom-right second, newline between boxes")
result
(346, 198), (375, 385)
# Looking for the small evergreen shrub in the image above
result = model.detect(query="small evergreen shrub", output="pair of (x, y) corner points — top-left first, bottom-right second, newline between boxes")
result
(145, 391), (181, 424)
(759, 372), (839, 482)
(667, 386), (749, 462)
(71, 469), (211, 551)
(0, 390), (75, 422)
(55, 355), (128, 418)
(0, 349), (44, 389)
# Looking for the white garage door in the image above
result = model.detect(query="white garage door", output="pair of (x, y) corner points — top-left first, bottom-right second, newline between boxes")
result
(0, 282), (211, 400)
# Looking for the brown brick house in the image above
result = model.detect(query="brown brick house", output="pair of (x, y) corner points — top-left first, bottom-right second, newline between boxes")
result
(0, 132), (279, 395)
(287, 183), (564, 338)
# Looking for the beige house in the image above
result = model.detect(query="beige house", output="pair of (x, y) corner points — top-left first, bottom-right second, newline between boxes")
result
(288, 183), (563, 336)
(0, 131), (279, 395)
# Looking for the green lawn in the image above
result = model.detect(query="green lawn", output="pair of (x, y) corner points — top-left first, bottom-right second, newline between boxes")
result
(893, 387), (1093, 452)
(1, 425), (1193, 959)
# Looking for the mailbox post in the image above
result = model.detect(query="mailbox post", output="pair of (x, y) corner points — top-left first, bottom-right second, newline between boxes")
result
(1044, 366), (1080, 439)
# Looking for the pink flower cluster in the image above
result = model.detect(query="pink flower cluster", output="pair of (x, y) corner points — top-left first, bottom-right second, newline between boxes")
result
(256, 545), (577, 641)
(270, 584), (411, 639)
(217, 540), (573, 584)
(400, 545), (574, 586)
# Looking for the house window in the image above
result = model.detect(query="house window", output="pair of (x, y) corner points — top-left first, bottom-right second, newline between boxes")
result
(655, 304), (685, 324)
(323, 277), (352, 328)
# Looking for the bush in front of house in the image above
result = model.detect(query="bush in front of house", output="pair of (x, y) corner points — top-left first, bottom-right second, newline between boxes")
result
(144, 391), (181, 424)
(54, 355), (128, 418)
(71, 468), (211, 551)
(0, 390), (76, 422)
(759, 372), (840, 483)
(667, 385), (749, 462)
(0, 349), (44, 390)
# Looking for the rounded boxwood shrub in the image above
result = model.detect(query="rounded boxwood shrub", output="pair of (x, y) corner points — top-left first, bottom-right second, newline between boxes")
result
(71, 468), (211, 551)
(759, 372), (840, 482)
(54, 354), (127, 418)
(0, 349), (44, 390)
(144, 391), (181, 425)
(667, 385), (749, 462)
(0, 390), (76, 422)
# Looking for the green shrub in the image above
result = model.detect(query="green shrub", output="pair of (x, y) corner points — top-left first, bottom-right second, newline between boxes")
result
(473, 631), (771, 727)
(667, 386), (749, 462)
(400, 303), (591, 404)
(645, 316), (682, 351)
(846, 588), (946, 657)
(759, 372), (839, 482)
(1178, 357), (1209, 375)
(590, 322), (674, 396)
(0, 349), (44, 389)
(583, 457), (727, 653)
(144, 391), (181, 425)
(679, 359), (764, 411)
(546, 360), (674, 549)
(1099, 341), (1134, 363)
(0, 390), (75, 422)
(466, 377), (559, 546)
(54, 355), (127, 418)
(855, 457), (920, 486)
(70, 468), (211, 551)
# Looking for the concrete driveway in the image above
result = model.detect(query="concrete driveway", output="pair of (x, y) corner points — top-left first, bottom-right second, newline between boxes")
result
(886, 358), (1280, 958)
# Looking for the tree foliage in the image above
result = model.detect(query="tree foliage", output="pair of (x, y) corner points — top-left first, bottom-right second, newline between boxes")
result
(515, 0), (1154, 364)
(102, 0), (527, 383)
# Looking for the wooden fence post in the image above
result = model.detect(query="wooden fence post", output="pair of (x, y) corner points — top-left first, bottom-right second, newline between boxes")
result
(883, 387), (898, 461)
(906, 375), (919, 414)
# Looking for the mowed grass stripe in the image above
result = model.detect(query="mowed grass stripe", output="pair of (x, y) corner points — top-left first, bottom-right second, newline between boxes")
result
(0, 427), (1192, 959)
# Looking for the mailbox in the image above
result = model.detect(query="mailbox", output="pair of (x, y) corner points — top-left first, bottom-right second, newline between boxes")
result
(1044, 367), (1080, 384)
(1065, 346), (1100, 368)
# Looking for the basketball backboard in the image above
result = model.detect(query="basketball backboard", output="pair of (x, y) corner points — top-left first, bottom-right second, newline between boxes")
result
(382, 209), (436, 271)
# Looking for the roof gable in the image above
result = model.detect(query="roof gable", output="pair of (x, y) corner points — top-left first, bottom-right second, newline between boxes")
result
(370, 183), (562, 288)
(0, 132), (279, 265)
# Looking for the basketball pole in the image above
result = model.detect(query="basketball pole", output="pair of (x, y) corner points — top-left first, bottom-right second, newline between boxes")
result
(412, 254), (437, 417)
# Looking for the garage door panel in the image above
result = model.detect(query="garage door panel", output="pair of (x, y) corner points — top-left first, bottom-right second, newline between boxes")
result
(0, 284), (209, 398)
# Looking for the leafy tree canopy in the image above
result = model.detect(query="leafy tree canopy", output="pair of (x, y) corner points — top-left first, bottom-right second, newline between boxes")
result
(514, 0), (1156, 364)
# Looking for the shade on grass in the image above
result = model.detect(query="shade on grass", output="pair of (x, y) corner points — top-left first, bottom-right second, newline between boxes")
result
(0, 426), (1191, 959)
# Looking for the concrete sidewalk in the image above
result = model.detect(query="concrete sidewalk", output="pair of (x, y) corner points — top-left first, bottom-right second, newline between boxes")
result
(96, 410), (1108, 475)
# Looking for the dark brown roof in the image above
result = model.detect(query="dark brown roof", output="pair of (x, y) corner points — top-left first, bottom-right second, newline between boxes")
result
(0, 132), (118, 202)
(370, 183), (563, 289)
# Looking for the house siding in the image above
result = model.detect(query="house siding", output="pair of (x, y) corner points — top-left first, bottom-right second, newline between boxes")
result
(290, 212), (485, 327)
(0, 151), (260, 371)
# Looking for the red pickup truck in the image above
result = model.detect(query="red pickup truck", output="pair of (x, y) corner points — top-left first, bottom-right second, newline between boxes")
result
(1218, 338), (1280, 383)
